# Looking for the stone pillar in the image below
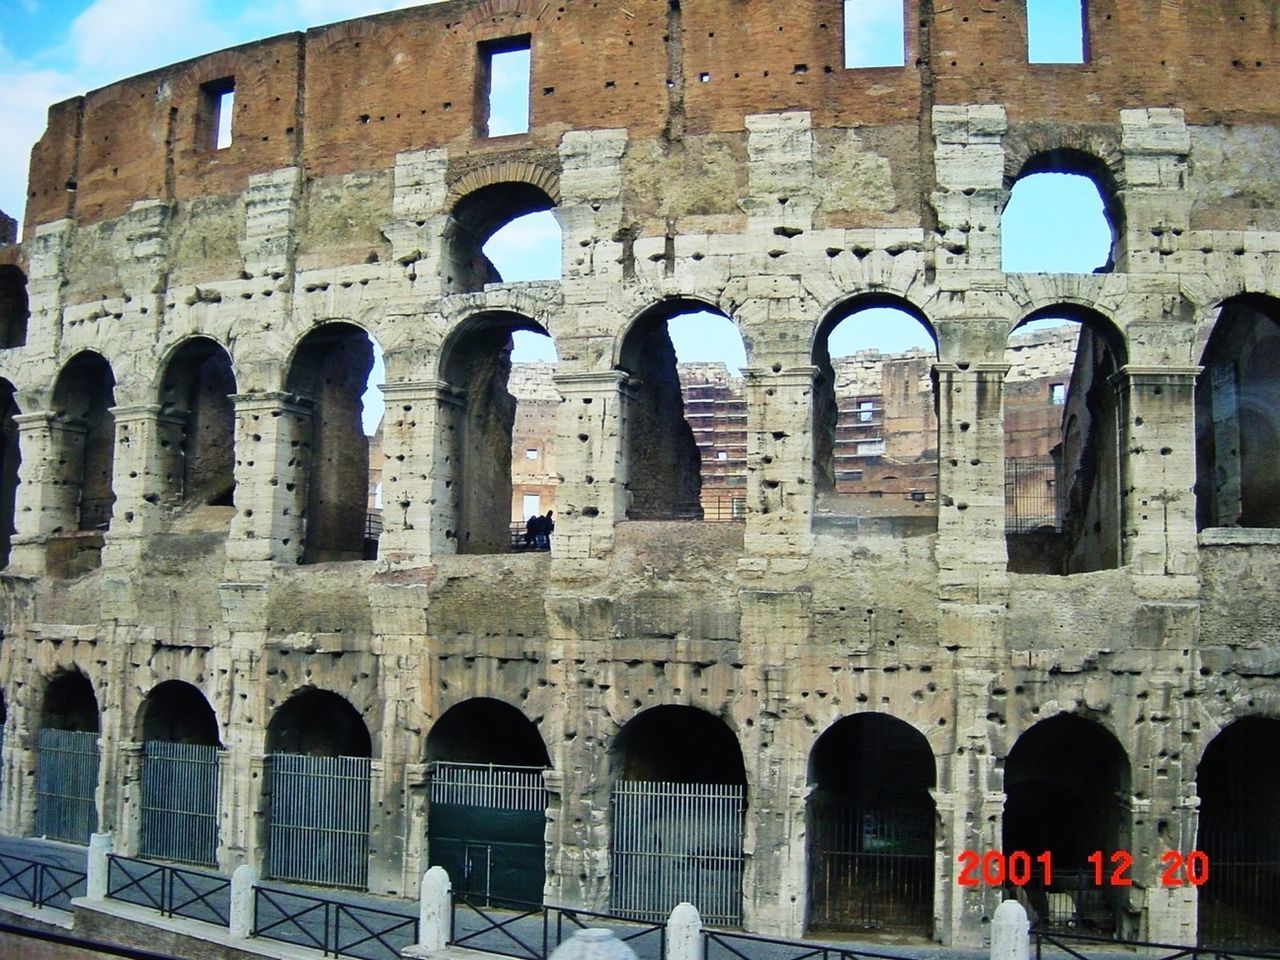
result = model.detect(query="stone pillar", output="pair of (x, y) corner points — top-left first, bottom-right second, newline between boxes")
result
(114, 742), (144, 857)
(101, 404), (180, 567)
(86, 832), (113, 900)
(667, 903), (701, 960)
(1112, 366), (1201, 584)
(991, 901), (1029, 960)
(551, 371), (630, 558)
(418, 866), (452, 950)
(226, 392), (311, 576)
(229, 864), (258, 939)
(8, 412), (69, 574)
(935, 363), (1009, 604)
(377, 380), (462, 561)
(741, 366), (817, 558)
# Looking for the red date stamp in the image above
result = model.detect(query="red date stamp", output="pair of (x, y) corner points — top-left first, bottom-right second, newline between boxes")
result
(957, 850), (1209, 888)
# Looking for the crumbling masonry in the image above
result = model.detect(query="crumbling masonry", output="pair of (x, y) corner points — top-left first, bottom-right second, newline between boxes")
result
(1, 0), (1279, 948)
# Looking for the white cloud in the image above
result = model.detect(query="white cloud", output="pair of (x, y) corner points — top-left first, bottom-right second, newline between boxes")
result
(0, 57), (81, 225)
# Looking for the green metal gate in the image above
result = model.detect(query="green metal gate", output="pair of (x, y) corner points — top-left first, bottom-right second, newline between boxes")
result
(428, 762), (546, 906)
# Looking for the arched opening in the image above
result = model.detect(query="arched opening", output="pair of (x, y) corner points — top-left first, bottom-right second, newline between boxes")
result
(1003, 714), (1131, 934)
(1005, 309), (1126, 574)
(51, 351), (116, 535)
(444, 182), (557, 294)
(0, 379), (20, 568)
(617, 302), (748, 523)
(265, 689), (372, 889)
(1002, 152), (1119, 273)
(0, 266), (28, 349)
(441, 312), (555, 554)
(806, 714), (935, 936)
(285, 323), (382, 563)
(609, 706), (746, 925)
(136, 680), (222, 866)
(426, 698), (550, 906)
(36, 670), (100, 843)
(1196, 717), (1280, 948)
(510, 331), (560, 550)
(1196, 296), (1280, 530)
(158, 337), (236, 510)
(812, 299), (938, 528)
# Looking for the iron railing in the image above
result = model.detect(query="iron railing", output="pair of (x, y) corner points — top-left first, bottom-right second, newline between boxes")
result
(1005, 456), (1062, 534)
(1033, 928), (1280, 960)
(450, 894), (666, 960)
(702, 498), (747, 523)
(703, 928), (924, 960)
(35, 727), (100, 844)
(266, 753), (371, 889)
(0, 851), (87, 911)
(106, 854), (231, 927)
(253, 884), (418, 960)
(139, 740), (221, 866)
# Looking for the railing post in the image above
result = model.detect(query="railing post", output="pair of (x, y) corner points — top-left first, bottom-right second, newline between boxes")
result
(992, 900), (1030, 960)
(86, 832), (113, 900)
(229, 864), (258, 939)
(667, 902), (702, 960)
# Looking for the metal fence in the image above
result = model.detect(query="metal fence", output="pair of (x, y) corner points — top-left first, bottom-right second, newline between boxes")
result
(1005, 456), (1062, 534)
(704, 928), (927, 960)
(610, 780), (744, 927)
(107, 854), (231, 927)
(1033, 928), (1280, 960)
(140, 741), (221, 866)
(450, 895), (666, 960)
(431, 762), (547, 811)
(267, 753), (371, 889)
(0, 850), (87, 911)
(36, 727), (100, 843)
(1198, 824), (1280, 949)
(253, 884), (417, 960)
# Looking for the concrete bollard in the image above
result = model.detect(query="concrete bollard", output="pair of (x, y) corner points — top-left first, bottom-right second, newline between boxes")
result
(666, 903), (702, 960)
(229, 864), (258, 939)
(991, 899), (1030, 960)
(549, 928), (637, 960)
(86, 832), (113, 900)
(419, 866), (453, 950)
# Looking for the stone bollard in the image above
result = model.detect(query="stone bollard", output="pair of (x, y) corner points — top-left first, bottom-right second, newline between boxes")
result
(86, 832), (113, 900)
(229, 864), (258, 939)
(991, 899), (1030, 960)
(549, 928), (637, 960)
(419, 866), (453, 950)
(666, 902), (702, 960)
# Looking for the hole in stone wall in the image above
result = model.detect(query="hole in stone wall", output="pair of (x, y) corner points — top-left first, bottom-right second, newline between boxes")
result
(843, 0), (906, 69)
(479, 36), (531, 137)
(1003, 164), (1116, 273)
(198, 77), (236, 151)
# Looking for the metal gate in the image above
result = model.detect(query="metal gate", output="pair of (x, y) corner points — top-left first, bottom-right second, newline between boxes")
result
(36, 728), (100, 843)
(428, 762), (547, 906)
(267, 753), (370, 889)
(1198, 823), (1280, 948)
(610, 780), (744, 926)
(807, 801), (933, 935)
(140, 741), (221, 866)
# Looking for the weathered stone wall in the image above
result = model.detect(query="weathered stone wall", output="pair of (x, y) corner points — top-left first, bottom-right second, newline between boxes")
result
(1, 0), (1279, 949)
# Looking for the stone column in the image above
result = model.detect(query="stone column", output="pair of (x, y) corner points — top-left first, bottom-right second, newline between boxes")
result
(741, 367), (817, 558)
(551, 371), (630, 558)
(1112, 366), (1201, 584)
(377, 380), (462, 561)
(7, 412), (71, 574)
(114, 741), (145, 857)
(935, 363), (1010, 605)
(102, 404), (181, 567)
(226, 392), (312, 576)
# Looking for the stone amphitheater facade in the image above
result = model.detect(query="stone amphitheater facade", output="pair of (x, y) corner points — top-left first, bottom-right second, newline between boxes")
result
(0, 0), (1279, 948)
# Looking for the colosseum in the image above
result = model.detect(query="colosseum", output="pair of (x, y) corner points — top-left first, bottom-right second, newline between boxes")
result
(0, 0), (1278, 950)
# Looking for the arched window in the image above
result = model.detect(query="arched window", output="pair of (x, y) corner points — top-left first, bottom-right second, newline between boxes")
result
(1003, 714), (1130, 934)
(51, 351), (116, 534)
(265, 689), (372, 889)
(1196, 296), (1280, 529)
(807, 714), (935, 936)
(609, 706), (745, 925)
(812, 299), (938, 527)
(509, 331), (560, 548)
(426, 699), (550, 906)
(1003, 152), (1119, 273)
(285, 324), (383, 563)
(159, 338), (236, 509)
(0, 379), (19, 568)
(445, 182), (558, 294)
(0, 266), (27, 349)
(617, 303), (747, 523)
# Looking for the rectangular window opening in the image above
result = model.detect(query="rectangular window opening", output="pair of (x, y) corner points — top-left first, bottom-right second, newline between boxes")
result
(525, 448), (540, 460)
(479, 36), (531, 137)
(1028, 0), (1086, 64)
(1050, 382), (1067, 405)
(843, 0), (906, 69)
(199, 77), (236, 151)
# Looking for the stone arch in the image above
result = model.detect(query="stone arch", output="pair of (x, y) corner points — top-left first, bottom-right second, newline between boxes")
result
(285, 321), (379, 563)
(438, 310), (554, 553)
(51, 351), (117, 535)
(1195, 294), (1280, 529)
(1002, 712), (1131, 932)
(811, 294), (939, 512)
(443, 173), (559, 294)
(41, 669), (100, 733)
(805, 712), (936, 936)
(611, 704), (745, 785)
(266, 688), (372, 758)
(0, 266), (28, 349)
(615, 298), (746, 522)
(136, 679), (221, 745)
(426, 696), (549, 766)
(0, 378), (19, 568)
(157, 336), (236, 509)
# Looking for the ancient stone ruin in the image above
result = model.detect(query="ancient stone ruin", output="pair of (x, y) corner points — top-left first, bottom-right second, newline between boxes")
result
(0, 0), (1278, 948)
